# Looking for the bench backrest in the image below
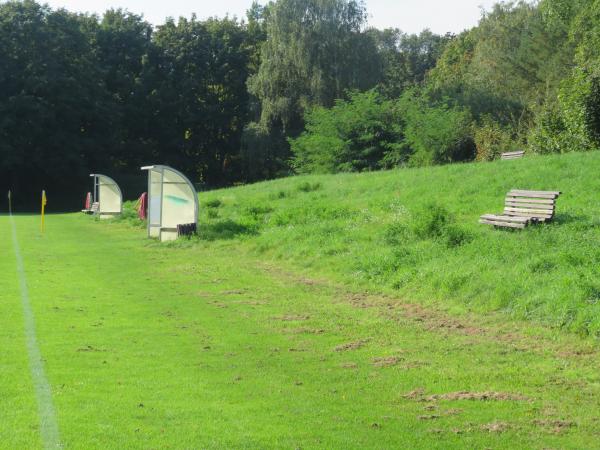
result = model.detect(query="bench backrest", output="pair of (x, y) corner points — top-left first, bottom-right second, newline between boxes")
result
(503, 190), (561, 222)
(501, 150), (525, 160)
(91, 202), (99, 213)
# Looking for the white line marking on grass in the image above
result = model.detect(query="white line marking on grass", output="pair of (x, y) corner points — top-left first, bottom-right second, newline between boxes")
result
(9, 214), (62, 449)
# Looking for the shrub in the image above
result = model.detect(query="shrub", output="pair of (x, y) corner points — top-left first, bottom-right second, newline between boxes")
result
(412, 203), (451, 239)
(383, 221), (411, 246)
(290, 90), (407, 174)
(473, 115), (518, 161)
(410, 203), (471, 247)
(297, 181), (322, 192)
(400, 91), (476, 165)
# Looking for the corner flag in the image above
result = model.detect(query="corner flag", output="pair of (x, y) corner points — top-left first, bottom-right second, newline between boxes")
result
(7, 190), (11, 215)
(41, 190), (47, 233)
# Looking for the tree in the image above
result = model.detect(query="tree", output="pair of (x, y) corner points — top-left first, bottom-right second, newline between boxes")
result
(290, 90), (406, 173)
(400, 90), (475, 166)
(149, 16), (254, 186)
(248, 0), (381, 136)
(369, 28), (452, 98)
(0, 0), (111, 205)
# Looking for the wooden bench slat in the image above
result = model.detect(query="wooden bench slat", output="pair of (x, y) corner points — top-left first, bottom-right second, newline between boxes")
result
(480, 214), (530, 223)
(509, 189), (561, 195)
(479, 219), (527, 229)
(504, 209), (553, 216)
(505, 198), (555, 205)
(508, 190), (561, 197)
(504, 206), (554, 215)
(507, 194), (558, 200)
(505, 203), (554, 211)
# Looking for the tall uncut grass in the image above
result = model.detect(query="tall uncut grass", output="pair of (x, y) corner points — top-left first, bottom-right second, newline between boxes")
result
(131, 152), (600, 336)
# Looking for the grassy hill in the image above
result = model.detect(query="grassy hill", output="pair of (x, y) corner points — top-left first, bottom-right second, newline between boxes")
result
(183, 151), (600, 337)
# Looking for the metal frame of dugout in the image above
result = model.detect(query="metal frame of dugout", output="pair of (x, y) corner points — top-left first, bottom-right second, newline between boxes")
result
(141, 165), (199, 242)
(89, 174), (123, 219)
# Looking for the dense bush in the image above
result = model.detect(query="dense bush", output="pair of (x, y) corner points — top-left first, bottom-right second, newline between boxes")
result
(473, 116), (517, 161)
(290, 90), (406, 173)
(400, 92), (476, 166)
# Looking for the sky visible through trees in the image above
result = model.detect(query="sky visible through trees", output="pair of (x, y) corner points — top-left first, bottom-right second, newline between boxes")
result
(41, 0), (500, 33)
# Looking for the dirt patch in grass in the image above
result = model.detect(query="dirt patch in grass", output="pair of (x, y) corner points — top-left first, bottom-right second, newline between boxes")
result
(402, 388), (425, 400)
(271, 315), (310, 321)
(282, 327), (326, 335)
(481, 421), (510, 433)
(346, 293), (378, 309)
(372, 356), (401, 367)
(77, 345), (106, 352)
(419, 415), (441, 420)
(334, 339), (368, 352)
(426, 391), (529, 402)
(533, 419), (576, 434)
(209, 301), (229, 308)
(419, 409), (463, 421)
(395, 304), (484, 336)
(403, 389), (528, 402)
(340, 362), (358, 369)
(220, 289), (246, 295)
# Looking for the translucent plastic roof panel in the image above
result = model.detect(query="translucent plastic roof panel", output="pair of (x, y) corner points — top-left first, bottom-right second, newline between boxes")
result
(141, 165), (199, 240)
(90, 174), (122, 215)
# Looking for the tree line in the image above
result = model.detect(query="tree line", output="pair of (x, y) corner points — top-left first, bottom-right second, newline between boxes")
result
(1, 0), (598, 208)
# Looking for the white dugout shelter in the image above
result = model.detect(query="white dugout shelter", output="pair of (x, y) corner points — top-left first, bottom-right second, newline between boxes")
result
(90, 174), (123, 219)
(141, 165), (199, 242)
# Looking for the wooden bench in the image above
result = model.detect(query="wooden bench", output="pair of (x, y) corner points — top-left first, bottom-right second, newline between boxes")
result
(480, 190), (561, 229)
(501, 150), (525, 160)
(82, 202), (99, 214)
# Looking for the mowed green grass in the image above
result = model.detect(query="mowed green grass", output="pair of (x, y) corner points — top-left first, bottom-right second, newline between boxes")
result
(195, 151), (600, 336)
(2, 209), (600, 448)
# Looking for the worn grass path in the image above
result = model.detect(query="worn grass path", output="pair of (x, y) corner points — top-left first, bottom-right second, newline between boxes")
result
(2, 213), (600, 448)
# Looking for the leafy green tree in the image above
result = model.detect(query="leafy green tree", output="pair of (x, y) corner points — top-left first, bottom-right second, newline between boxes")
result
(400, 90), (475, 166)
(150, 16), (254, 186)
(248, 0), (381, 136)
(94, 9), (154, 170)
(369, 28), (452, 98)
(290, 90), (406, 173)
(0, 0), (111, 204)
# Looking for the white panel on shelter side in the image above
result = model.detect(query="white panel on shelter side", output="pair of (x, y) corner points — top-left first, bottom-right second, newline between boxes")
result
(142, 165), (198, 241)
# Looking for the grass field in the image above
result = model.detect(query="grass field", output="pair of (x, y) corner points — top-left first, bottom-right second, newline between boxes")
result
(3, 152), (600, 448)
(191, 151), (600, 336)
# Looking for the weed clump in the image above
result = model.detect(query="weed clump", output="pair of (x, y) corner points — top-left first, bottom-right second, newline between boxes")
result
(205, 199), (222, 208)
(297, 181), (322, 193)
(384, 203), (471, 248)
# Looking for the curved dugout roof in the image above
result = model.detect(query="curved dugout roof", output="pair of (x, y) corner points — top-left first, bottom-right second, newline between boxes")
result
(90, 174), (123, 215)
(141, 165), (199, 241)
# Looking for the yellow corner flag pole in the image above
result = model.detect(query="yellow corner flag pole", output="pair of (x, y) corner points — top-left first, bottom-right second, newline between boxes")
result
(7, 190), (11, 215)
(41, 190), (47, 233)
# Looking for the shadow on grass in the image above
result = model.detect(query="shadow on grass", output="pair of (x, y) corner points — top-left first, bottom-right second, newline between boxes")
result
(553, 212), (592, 226)
(197, 219), (259, 241)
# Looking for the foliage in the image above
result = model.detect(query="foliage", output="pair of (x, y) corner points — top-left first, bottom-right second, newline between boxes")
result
(473, 116), (518, 161)
(247, 0), (381, 144)
(369, 28), (452, 98)
(290, 90), (406, 173)
(0, 0), (112, 203)
(400, 91), (475, 166)
(0, 1), (262, 206)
